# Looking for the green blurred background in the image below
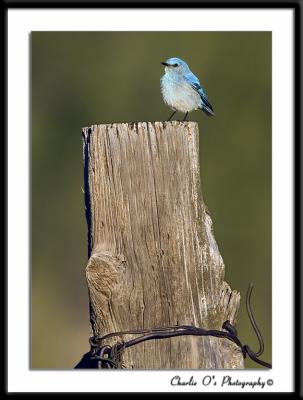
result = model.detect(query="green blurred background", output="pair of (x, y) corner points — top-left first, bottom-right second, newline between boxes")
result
(31, 32), (271, 369)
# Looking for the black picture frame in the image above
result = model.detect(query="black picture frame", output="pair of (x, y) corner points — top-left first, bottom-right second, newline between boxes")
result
(4, 0), (301, 396)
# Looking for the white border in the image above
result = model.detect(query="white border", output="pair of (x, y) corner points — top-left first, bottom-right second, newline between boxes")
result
(7, 8), (294, 393)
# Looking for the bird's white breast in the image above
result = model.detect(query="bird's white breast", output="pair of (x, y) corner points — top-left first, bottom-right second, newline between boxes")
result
(161, 74), (201, 113)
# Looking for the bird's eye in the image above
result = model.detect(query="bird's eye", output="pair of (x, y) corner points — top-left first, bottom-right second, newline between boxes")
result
(173, 63), (179, 67)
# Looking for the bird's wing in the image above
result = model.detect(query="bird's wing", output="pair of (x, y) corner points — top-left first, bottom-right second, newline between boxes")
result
(185, 73), (214, 115)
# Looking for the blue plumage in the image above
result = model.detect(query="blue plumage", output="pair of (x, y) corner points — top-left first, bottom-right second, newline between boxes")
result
(161, 57), (214, 121)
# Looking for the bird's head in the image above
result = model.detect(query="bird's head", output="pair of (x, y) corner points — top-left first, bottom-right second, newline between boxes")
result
(161, 57), (190, 75)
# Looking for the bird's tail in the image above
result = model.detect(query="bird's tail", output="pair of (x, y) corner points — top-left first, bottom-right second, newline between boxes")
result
(201, 106), (215, 116)
(200, 93), (215, 116)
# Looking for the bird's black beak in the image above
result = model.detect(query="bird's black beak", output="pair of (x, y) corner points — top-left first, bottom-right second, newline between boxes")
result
(161, 62), (169, 66)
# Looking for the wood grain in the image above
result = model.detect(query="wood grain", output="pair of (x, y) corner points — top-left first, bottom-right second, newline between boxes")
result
(82, 121), (243, 369)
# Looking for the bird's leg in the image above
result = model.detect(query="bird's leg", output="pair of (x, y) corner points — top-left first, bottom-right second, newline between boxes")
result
(182, 112), (189, 121)
(167, 110), (176, 121)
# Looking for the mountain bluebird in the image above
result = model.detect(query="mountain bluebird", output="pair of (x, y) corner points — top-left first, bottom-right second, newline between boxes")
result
(160, 57), (214, 121)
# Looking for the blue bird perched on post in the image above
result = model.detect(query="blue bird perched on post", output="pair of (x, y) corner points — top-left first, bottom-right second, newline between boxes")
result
(160, 57), (214, 121)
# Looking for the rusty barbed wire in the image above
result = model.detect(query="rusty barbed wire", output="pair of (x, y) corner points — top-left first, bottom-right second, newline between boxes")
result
(75, 284), (271, 369)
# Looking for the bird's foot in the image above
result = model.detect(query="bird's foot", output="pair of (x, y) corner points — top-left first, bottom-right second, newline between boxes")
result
(182, 112), (189, 122)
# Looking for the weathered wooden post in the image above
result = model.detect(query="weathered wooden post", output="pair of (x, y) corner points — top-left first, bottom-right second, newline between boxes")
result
(82, 121), (243, 369)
